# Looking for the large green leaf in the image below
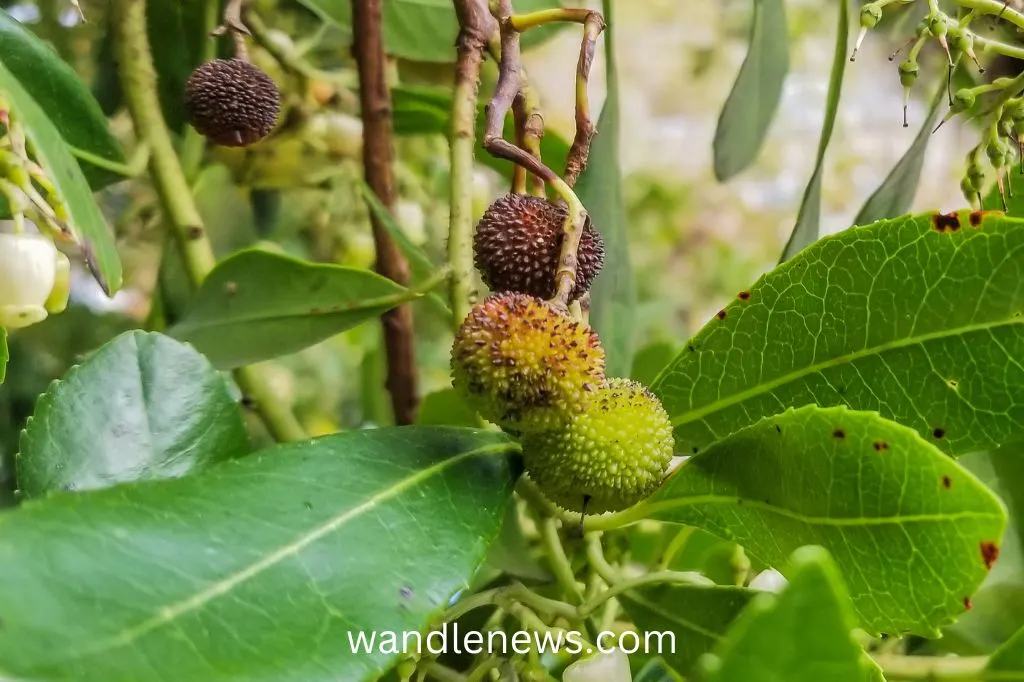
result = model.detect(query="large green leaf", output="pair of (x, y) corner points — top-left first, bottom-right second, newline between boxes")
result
(297, 0), (563, 63)
(17, 331), (250, 498)
(712, 0), (789, 181)
(0, 9), (125, 189)
(854, 81), (945, 226)
(780, 0), (847, 262)
(619, 583), (756, 677)
(391, 85), (571, 181)
(0, 61), (122, 294)
(703, 547), (881, 682)
(651, 210), (1024, 457)
(640, 405), (1007, 636)
(0, 427), (518, 681)
(577, 0), (635, 377)
(989, 626), (1024, 677)
(146, 0), (210, 132)
(169, 249), (431, 368)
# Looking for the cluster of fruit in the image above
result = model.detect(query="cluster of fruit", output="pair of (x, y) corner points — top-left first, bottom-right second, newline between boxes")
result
(451, 193), (675, 515)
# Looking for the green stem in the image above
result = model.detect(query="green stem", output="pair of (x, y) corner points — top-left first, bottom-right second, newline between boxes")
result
(70, 143), (150, 178)
(539, 517), (584, 604)
(111, 0), (307, 443)
(424, 662), (469, 682)
(508, 7), (591, 31)
(954, 0), (1024, 31)
(584, 533), (622, 585)
(577, 570), (708, 617)
(872, 654), (988, 681)
(442, 584), (577, 624)
(658, 526), (695, 570)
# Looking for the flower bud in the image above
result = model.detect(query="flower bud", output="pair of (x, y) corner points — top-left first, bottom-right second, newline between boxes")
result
(953, 88), (977, 112)
(926, 14), (947, 38)
(860, 3), (883, 29)
(0, 232), (70, 329)
(898, 58), (920, 88)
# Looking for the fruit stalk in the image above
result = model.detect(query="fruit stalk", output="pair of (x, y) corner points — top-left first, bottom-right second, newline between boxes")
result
(451, 0), (494, 329)
(352, 0), (421, 425)
(110, 0), (306, 443)
(565, 11), (605, 187)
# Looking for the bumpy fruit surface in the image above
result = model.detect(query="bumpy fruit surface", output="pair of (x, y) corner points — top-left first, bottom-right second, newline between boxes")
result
(451, 292), (605, 431)
(473, 193), (604, 302)
(523, 378), (674, 514)
(185, 59), (281, 147)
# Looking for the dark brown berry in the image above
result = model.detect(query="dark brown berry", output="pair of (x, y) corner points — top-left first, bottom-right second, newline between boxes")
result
(184, 59), (281, 147)
(473, 193), (604, 302)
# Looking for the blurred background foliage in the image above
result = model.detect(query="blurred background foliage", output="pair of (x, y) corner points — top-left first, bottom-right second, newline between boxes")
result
(0, 0), (1000, 486)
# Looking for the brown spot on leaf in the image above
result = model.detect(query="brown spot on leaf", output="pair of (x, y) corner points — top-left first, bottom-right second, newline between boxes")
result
(833, 428), (846, 440)
(738, 290), (751, 301)
(716, 309), (727, 320)
(400, 586), (413, 599)
(981, 541), (1000, 570)
(873, 440), (889, 452)
(932, 212), (961, 233)
(969, 209), (1002, 227)
(933, 427), (946, 439)
(963, 596), (973, 610)
(942, 475), (952, 489)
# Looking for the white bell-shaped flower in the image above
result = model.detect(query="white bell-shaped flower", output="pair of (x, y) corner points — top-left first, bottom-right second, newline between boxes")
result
(0, 232), (70, 329)
(563, 648), (632, 682)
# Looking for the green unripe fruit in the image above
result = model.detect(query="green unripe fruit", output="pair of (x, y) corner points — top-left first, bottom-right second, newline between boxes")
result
(925, 14), (947, 38)
(451, 292), (605, 431)
(953, 88), (976, 111)
(860, 4), (882, 29)
(898, 58), (920, 88)
(522, 378), (674, 514)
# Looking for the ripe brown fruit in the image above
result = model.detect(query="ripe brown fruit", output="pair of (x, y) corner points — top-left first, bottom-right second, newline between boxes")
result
(473, 193), (604, 302)
(451, 292), (605, 431)
(184, 59), (281, 147)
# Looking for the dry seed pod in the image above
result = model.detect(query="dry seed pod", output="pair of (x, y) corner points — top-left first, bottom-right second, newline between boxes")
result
(185, 59), (281, 147)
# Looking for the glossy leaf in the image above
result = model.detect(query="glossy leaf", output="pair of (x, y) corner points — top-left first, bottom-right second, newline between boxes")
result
(641, 405), (1007, 636)
(0, 427), (519, 681)
(296, 0), (563, 63)
(712, 0), (789, 181)
(988, 626), (1024, 677)
(577, 0), (635, 377)
(0, 60), (123, 294)
(703, 547), (877, 682)
(391, 85), (571, 181)
(170, 249), (431, 369)
(360, 181), (452, 321)
(0, 9), (125, 189)
(651, 210), (1024, 457)
(619, 583), (756, 677)
(17, 331), (250, 498)
(780, 0), (848, 262)
(146, 0), (210, 132)
(854, 81), (946, 226)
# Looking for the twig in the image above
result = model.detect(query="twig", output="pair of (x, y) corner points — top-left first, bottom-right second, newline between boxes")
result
(111, 0), (306, 443)
(351, 0), (420, 425)
(486, 36), (546, 197)
(450, 0), (495, 328)
(211, 0), (250, 60)
(564, 11), (605, 187)
(871, 653), (988, 681)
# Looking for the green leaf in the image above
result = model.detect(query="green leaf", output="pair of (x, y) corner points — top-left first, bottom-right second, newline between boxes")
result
(296, 0), (563, 63)
(416, 388), (478, 428)
(634, 658), (686, 682)
(577, 0), (635, 377)
(989, 626), (1024, 677)
(0, 60), (123, 294)
(360, 181), (453, 321)
(0, 9), (125, 189)
(631, 341), (680, 388)
(391, 85), (571, 181)
(780, 0), (848, 262)
(619, 583), (756, 677)
(17, 331), (250, 498)
(651, 210), (1024, 457)
(146, 0), (210, 132)
(854, 80), (946, 226)
(641, 405), (1007, 636)
(169, 249), (432, 369)
(703, 547), (878, 682)
(712, 0), (789, 181)
(0, 427), (519, 681)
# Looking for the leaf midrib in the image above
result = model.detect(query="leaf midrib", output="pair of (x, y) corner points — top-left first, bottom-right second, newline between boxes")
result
(59, 441), (516, 662)
(642, 495), (1003, 527)
(670, 316), (1024, 428)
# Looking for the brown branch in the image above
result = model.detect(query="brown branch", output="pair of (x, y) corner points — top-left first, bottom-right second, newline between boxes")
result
(211, 0), (250, 60)
(351, 0), (420, 425)
(564, 12), (605, 187)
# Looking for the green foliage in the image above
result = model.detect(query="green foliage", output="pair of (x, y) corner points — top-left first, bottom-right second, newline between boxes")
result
(712, 0), (789, 181)
(989, 626), (1024, 676)
(652, 211), (1024, 457)
(0, 420), (518, 681)
(169, 249), (436, 368)
(17, 331), (250, 497)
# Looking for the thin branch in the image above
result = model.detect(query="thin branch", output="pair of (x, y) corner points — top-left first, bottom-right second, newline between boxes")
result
(211, 0), (250, 60)
(564, 11), (605, 187)
(352, 0), (420, 425)
(111, 0), (306, 443)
